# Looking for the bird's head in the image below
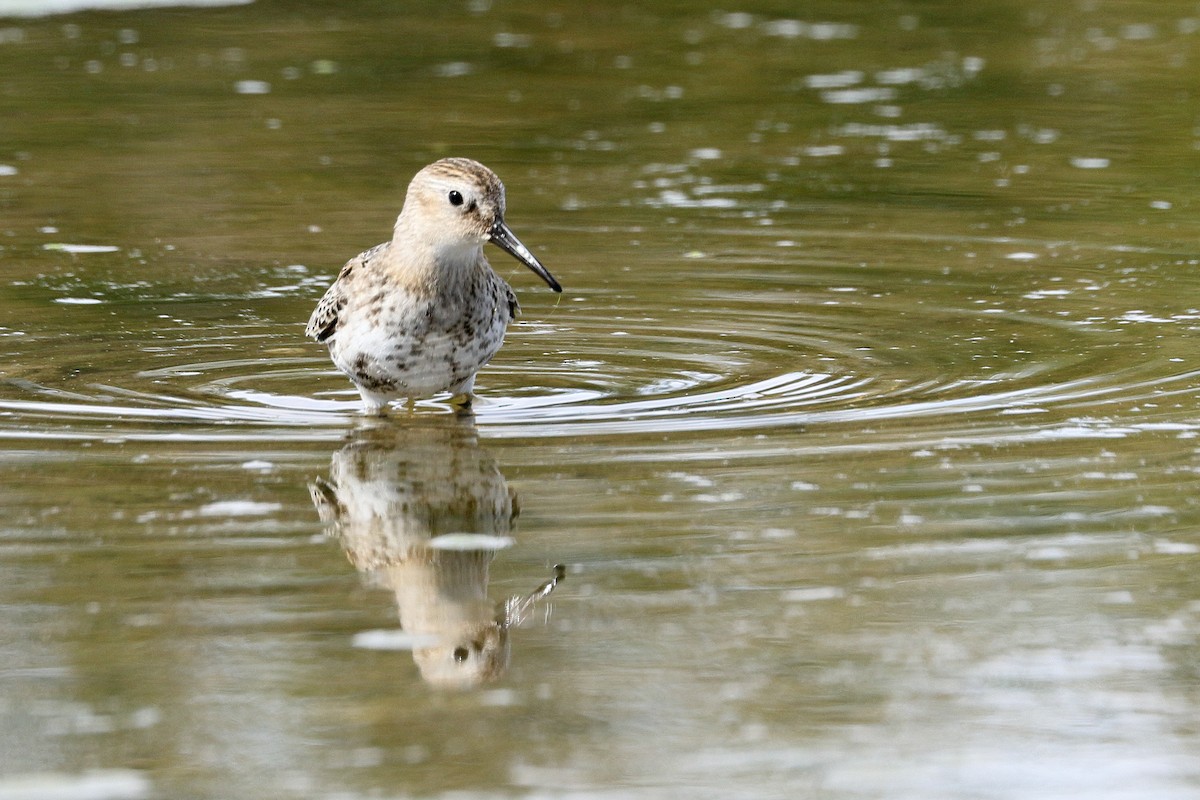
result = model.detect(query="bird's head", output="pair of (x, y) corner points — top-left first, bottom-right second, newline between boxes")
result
(398, 157), (561, 292)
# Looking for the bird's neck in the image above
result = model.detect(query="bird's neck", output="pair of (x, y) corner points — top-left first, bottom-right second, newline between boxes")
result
(389, 216), (486, 292)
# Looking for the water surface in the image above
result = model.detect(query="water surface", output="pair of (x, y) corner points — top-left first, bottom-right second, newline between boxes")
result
(2, 2), (1200, 798)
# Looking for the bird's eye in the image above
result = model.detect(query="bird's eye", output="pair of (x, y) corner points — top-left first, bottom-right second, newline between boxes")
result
(452, 647), (469, 663)
(448, 190), (464, 207)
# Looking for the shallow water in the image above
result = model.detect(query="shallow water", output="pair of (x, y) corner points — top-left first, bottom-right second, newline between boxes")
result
(2, 1), (1200, 798)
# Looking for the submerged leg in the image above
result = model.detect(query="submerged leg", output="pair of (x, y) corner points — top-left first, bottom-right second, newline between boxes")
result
(447, 374), (476, 408)
(357, 386), (393, 415)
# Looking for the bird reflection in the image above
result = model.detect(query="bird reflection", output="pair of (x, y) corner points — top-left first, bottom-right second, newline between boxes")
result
(309, 413), (562, 689)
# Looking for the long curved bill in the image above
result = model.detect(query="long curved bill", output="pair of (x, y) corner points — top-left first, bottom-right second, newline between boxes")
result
(488, 219), (563, 293)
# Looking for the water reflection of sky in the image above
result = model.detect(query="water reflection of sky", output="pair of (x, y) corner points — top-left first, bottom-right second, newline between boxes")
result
(0, 0), (248, 15)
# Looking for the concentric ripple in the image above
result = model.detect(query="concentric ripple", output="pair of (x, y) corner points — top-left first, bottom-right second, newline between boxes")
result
(1, 232), (1193, 443)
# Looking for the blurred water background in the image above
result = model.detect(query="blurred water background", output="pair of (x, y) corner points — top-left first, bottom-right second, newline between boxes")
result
(2, 1), (1200, 797)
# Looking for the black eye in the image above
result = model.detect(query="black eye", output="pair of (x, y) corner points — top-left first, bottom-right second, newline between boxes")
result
(452, 647), (469, 663)
(448, 190), (464, 207)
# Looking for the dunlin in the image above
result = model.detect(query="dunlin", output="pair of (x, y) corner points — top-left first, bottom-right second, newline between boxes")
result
(306, 157), (562, 412)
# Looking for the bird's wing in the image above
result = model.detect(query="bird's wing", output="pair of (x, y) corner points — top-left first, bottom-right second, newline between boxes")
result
(506, 285), (520, 321)
(305, 243), (384, 343)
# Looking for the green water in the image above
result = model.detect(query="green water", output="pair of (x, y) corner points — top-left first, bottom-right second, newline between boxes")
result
(2, 1), (1200, 797)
